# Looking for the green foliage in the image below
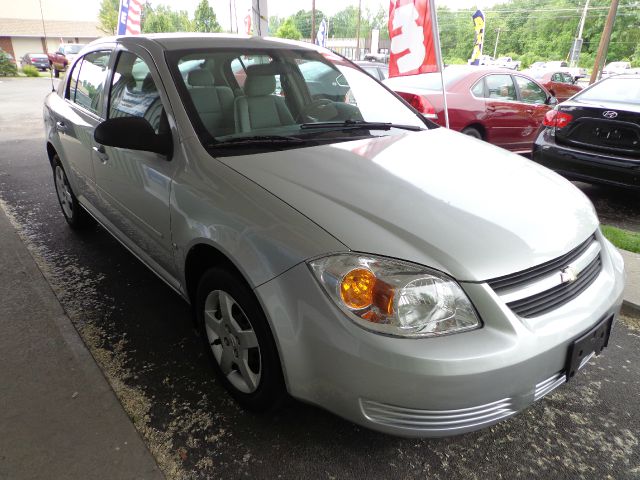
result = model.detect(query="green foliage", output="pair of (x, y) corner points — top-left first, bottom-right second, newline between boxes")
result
(289, 9), (327, 39)
(0, 50), (17, 77)
(437, 0), (640, 70)
(601, 225), (640, 254)
(142, 4), (192, 33)
(275, 18), (302, 40)
(444, 57), (468, 65)
(21, 65), (40, 77)
(194, 0), (221, 33)
(269, 16), (283, 34)
(98, 0), (119, 35)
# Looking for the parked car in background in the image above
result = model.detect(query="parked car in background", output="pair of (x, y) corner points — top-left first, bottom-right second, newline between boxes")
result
(20, 53), (49, 71)
(44, 34), (624, 438)
(363, 52), (388, 63)
(355, 60), (389, 81)
(523, 69), (582, 102)
(533, 74), (640, 189)
(601, 62), (640, 77)
(470, 55), (494, 66)
(384, 66), (557, 153)
(529, 61), (546, 70)
(494, 56), (521, 70)
(48, 44), (85, 77)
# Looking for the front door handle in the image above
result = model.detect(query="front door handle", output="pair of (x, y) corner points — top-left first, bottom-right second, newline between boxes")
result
(55, 121), (67, 132)
(487, 105), (496, 112)
(92, 145), (109, 163)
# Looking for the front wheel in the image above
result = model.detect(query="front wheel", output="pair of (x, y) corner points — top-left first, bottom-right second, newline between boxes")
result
(196, 268), (286, 412)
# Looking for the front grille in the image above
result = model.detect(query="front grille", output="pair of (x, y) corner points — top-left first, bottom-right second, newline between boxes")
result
(488, 234), (595, 292)
(488, 234), (602, 318)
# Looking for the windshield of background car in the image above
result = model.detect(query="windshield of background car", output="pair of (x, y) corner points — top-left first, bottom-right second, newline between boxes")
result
(166, 47), (427, 149)
(577, 77), (640, 105)
(64, 45), (83, 55)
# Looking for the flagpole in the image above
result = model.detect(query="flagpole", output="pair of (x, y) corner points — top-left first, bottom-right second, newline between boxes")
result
(429, 0), (449, 129)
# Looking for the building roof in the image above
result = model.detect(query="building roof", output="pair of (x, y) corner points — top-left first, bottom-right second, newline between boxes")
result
(0, 18), (103, 38)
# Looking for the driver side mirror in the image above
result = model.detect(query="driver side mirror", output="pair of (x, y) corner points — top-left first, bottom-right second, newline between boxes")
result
(546, 95), (558, 106)
(94, 117), (172, 156)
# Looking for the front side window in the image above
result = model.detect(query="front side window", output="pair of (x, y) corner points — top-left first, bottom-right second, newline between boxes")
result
(485, 75), (517, 101)
(167, 47), (427, 152)
(514, 76), (547, 104)
(108, 51), (164, 132)
(73, 51), (111, 115)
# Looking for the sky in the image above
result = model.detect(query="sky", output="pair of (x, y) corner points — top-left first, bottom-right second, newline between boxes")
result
(11, 0), (498, 27)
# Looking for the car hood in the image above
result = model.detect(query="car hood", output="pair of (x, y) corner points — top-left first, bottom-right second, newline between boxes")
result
(218, 128), (598, 281)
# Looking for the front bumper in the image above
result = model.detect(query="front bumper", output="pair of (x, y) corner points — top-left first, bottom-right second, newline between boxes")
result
(255, 234), (625, 437)
(533, 129), (640, 189)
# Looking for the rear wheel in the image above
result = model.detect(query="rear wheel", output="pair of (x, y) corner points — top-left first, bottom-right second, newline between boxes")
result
(462, 127), (483, 140)
(196, 268), (286, 412)
(52, 156), (93, 229)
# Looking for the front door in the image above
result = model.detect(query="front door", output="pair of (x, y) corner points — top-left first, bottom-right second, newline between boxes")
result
(513, 75), (550, 150)
(483, 74), (529, 151)
(93, 47), (178, 281)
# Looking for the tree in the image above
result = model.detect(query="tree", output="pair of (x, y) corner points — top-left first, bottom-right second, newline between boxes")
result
(275, 19), (302, 40)
(98, 0), (120, 35)
(194, 0), (221, 33)
(290, 9), (327, 39)
(142, 5), (192, 33)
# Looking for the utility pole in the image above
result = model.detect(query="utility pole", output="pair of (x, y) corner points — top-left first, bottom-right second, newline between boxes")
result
(311, 0), (316, 44)
(570, 0), (589, 67)
(493, 28), (501, 58)
(355, 0), (362, 60)
(590, 0), (619, 84)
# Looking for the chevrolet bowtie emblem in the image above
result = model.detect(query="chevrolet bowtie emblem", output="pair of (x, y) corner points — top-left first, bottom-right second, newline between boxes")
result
(560, 266), (578, 284)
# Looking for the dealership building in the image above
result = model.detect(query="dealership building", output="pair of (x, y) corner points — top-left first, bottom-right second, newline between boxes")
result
(1, 0), (102, 63)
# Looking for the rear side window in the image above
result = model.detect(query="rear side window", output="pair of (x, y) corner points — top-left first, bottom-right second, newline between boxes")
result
(485, 75), (517, 101)
(471, 78), (485, 97)
(73, 51), (111, 115)
(108, 51), (164, 132)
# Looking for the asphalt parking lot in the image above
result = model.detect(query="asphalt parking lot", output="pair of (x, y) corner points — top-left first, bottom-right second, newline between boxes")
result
(1, 77), (639, 479)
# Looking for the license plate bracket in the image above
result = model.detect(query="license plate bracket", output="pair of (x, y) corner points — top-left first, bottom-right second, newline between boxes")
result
(565, 315), (613, 381)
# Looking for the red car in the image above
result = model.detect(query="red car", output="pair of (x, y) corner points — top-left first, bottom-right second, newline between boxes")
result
(384, 66), (558, 154)
(522, 69), (583, 102)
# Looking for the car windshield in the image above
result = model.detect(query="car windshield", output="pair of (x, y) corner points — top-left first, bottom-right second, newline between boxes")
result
(383, 66), (470, 91)
(167, 47), (427, 150)
(577, 77), (640, 105)
(64, 45), (83, 54)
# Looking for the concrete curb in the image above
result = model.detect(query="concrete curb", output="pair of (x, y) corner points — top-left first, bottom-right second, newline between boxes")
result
(0, 204), (164, 480)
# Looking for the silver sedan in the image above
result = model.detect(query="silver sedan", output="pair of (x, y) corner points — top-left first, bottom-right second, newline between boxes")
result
(43, 34), (625, 437)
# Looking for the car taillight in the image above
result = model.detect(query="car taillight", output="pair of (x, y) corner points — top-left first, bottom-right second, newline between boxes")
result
(396, 92), (438, 120)
(543, 109), (573, 129)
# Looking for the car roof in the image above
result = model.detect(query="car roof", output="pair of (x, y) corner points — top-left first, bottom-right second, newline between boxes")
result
(87, 33), (330, 53)
(355, 61), (388, 68)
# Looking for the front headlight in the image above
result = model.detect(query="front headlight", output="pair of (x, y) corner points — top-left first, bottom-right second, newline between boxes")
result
(308, 254), (481, 338)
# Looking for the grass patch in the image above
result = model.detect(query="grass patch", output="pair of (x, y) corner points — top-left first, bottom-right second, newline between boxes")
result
(601, 225), (640, 253)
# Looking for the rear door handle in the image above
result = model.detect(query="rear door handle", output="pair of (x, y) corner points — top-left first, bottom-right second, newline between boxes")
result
(92, 145), (109, 163)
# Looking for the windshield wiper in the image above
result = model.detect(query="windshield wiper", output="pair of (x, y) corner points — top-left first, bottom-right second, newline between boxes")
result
(207, 135), (309, 148)
(299, 120), (424, 132)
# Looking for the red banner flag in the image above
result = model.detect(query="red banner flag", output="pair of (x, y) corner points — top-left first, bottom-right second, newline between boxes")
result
(388, 0), (439, 77)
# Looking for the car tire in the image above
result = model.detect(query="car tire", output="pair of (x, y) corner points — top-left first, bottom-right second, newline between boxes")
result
(196, 267), (286, 412)
(462, 127), (483, 140)
(52, 156), (94, 229)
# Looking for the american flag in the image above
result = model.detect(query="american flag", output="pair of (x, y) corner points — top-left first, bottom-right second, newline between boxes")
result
(117, 0), (142, 35)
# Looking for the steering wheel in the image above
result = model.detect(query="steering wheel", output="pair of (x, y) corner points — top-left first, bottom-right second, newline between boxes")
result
(298, 98), (336, 123)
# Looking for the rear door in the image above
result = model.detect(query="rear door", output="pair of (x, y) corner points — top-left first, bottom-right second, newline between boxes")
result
(93, 46), (179, 279)
(482, 74), (529, 150)
(54, 49), (113, 208)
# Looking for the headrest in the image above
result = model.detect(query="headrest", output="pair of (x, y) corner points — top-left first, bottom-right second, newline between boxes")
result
(244, 74), (276, 97)
(187, 69), (214, 87)
(245, 63), (289, 76)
